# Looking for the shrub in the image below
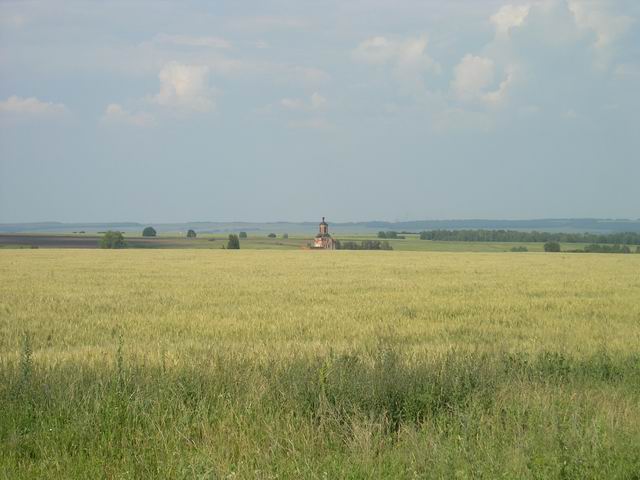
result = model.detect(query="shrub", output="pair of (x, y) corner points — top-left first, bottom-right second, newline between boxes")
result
(142, 227), (157, 237)
(268, 233), (277, 238)
(239, 232), (248, 239)
(186, 229), (196, 238)
(227, 234), (240, 249)
(544, 241), (561, 252)
(510, 246), (528, 252)
(100, 231), (126, 249)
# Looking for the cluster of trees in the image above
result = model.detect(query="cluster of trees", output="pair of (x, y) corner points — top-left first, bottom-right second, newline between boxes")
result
(544, 241), (561, 252)
(377, 231), (405, 239)
(227, 234), (240, 249)
(100, 231), (126, 249)
(336, 240), (393, 250)
(239, 232), (247, 238)
(419, 229), (640, 245)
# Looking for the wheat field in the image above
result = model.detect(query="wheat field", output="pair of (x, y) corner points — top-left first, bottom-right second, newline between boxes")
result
(1, 250), (639, 478)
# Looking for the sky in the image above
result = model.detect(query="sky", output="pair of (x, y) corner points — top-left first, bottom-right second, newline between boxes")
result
(0, 0), (639, 223)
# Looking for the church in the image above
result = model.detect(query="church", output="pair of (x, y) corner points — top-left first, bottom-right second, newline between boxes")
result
(312, 217), (336, 249)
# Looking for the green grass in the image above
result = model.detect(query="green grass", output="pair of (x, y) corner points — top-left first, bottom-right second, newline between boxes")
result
(126, 234), (614, 253)
(1, 250), (639, 478)
(3, 232), (634, 253)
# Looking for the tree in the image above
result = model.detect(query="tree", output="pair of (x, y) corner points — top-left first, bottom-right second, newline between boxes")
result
(142, 226), (157, 237)
(186, 229), (197, 238)
(239, 232), (248, 239)
(100, 231), (126, 249)
(268, 233), (276, 238)
(227, 234), (240, 249)
(544, 241), (561, 252)
(282, 233), (289, 239)
(377, 231), (387, 239)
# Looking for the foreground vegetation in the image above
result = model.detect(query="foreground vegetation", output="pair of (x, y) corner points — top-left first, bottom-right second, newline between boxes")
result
(1, 250), (639, 478)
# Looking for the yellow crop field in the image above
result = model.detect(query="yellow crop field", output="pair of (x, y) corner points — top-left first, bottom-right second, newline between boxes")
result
(1, 250), (640, 478)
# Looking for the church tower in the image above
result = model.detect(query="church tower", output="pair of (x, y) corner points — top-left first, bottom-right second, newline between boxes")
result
(313, 217), (335, 249)
(319, 217), (328, 236)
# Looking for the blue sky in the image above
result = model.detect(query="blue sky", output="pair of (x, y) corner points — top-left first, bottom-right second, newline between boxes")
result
(1, 0), (638, 223)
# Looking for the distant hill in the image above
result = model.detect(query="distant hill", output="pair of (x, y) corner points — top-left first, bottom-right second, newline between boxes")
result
(2, 218), (640, 234)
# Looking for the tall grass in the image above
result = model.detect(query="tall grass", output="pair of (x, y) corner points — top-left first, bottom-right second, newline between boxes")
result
(1, 250), (639, 478)
(2, 343), (639, 478)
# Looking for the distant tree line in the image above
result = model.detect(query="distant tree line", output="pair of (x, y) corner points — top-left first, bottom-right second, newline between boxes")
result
(377, 231), (405, 239)
(547, 242), (637, 254)
(419, 229), (640, 245)
(583, 244), (634, 254)
(336, 240), (393, 250)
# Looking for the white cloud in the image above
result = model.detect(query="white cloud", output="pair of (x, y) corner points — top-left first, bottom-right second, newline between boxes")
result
(483, 66), (517, 106)
(396, 36), (439, 74)
(152, 62), (216, 111)
(0, 95), (67, 115)
(568, 0), (634, 51)
(152, 34), (231, 49)
(491, 4), (531, 35)
(353, 35), (440, 95)
(353, 35), (439, 73)
(281, 92), (327, 111)
(101, 104), (154, 127)
(353, 36), (396, 65)
(451, 55), (495, 102)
